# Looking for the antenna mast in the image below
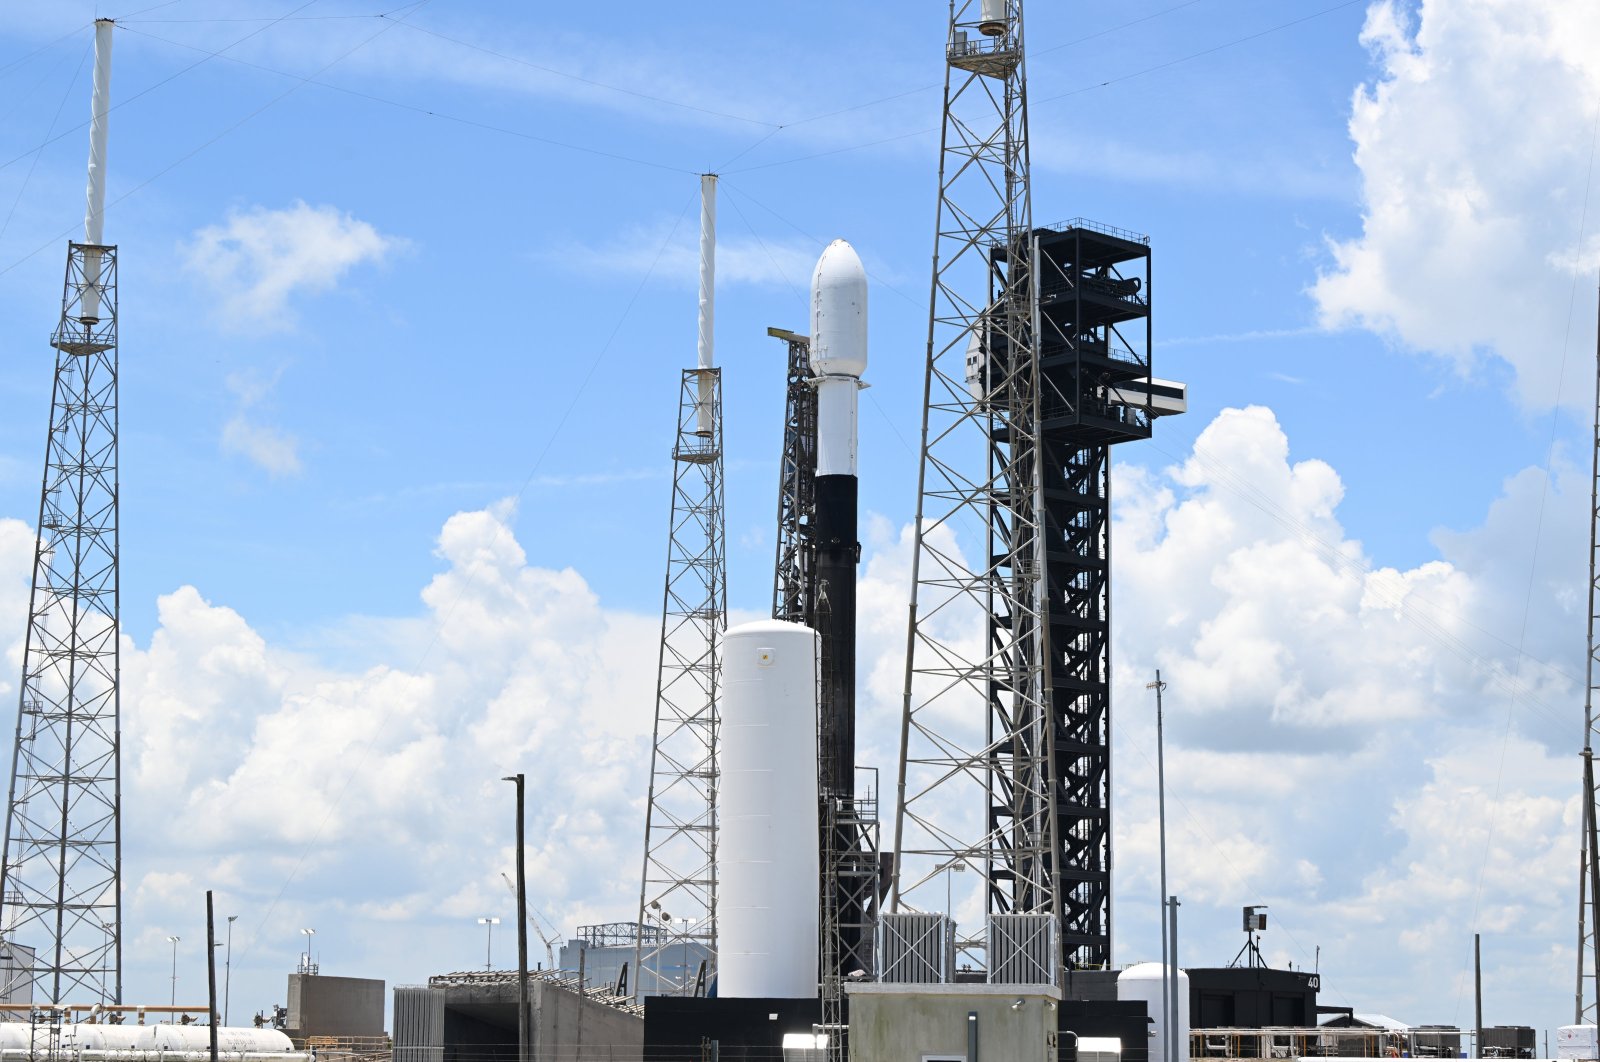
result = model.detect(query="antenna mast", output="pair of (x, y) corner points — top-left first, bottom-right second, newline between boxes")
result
(635, 174), (724, 996)
(0, 17), (123, 1006)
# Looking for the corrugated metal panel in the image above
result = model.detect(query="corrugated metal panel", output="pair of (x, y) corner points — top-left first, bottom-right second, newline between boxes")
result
(877, 913), (953, 983)
(987, 914), (1055, 985)
(391, 987), (442, 1062)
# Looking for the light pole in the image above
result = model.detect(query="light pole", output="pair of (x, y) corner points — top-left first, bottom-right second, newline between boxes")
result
(300, 928), (315, 975)
(938, 859), (967, 920)
(502, 773), (529, 1062)
(677, 918), (692, 991)
(648, 902), (670, 992)
(224, 915), (238, 1026)
(1147, 671), (1175, 1062)
(100, 923), (114, 1006)
(166, 936), (180, 1007)
(478, 918), (501, 971)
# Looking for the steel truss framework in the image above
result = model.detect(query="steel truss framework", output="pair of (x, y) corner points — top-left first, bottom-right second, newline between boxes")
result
(894, 0), (1164, 976)
(770, 329), (817, 626)
(1029, 223), (1152, 965)
(636, 368), (724, 996)
(1, 242), (122, 1006)
(892, 0), (1056, 972)
(1577, 286), (1600, 1025)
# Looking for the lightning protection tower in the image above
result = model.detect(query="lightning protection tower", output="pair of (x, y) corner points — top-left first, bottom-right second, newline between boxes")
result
(0, 18), (123, 1007)
(636, 174), (724, 996)
(1576, 284), (1600, 1025)
(893, 0), (1179, 978)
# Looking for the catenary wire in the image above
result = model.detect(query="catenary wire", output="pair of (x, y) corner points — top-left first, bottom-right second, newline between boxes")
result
(0, 36), (81, 140)
(389, 19), (782, 129)
(0, 0), (325, 180)
(237, 184), (701, 960)
(0, 22), (90, 80)
(109, 22), (700, 175)
(1035, 0), (1366, 104)
(1451, 85), (1600, 1029)
(1144, 435), (1581, 733)
(0, 44), (90, 251)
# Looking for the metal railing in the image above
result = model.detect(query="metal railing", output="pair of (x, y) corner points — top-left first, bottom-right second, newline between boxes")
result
(1042, 217), (1151, 246)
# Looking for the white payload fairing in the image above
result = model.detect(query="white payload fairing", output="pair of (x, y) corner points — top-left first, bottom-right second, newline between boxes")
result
(809, 240), (868, 477)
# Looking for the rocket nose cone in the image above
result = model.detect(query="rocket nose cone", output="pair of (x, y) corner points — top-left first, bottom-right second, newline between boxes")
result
(812, 239), (866, 294)
(810, 239), (868, 378)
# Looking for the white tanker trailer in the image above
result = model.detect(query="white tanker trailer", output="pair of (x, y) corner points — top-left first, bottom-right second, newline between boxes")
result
(0, 1023), (305, 1062)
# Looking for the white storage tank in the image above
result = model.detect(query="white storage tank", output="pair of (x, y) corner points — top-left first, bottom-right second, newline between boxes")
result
(718, 619), (821, 999)
(1118, 963), (1190, 1062)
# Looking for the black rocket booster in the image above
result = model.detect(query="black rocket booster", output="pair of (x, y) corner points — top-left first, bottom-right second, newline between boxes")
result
(809, 240), (867, 802)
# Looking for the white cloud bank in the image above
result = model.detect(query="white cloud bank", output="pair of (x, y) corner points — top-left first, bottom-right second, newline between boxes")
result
(856, 405), (1583, 1029)
(0, 405), (1587, 1032)
(184, 201), (404, 329)
(1107, 406), (1583, 1029)
(1313, 0), (1600, 409)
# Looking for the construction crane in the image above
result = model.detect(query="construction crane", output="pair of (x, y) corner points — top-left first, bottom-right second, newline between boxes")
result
(499, 873), (559, 970)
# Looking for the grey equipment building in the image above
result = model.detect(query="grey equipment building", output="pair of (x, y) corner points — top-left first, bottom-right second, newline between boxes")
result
(394, 969), (641, 1062)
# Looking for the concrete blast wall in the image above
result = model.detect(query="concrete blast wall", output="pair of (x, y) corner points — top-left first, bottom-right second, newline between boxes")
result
(287, 974), (386, 1041)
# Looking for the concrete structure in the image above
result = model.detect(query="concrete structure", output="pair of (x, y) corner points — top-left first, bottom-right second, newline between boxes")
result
(847, 982), (1062, 1062)
(396, 971), (642, 1062)
(286, 974), (384, 1044)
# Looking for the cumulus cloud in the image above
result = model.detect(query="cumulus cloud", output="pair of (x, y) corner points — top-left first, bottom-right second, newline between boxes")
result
(1109, 405), (1584, 1027)
(1312, 0), (1600, 409)
(0, 501), (658, 1009)
(0, 405), (1588, 1029)
(220, 370), (302, 477)
(184, 201), (404, 329)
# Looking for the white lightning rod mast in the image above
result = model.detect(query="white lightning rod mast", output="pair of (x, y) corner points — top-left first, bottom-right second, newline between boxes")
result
(85, 20), (114, 245)
(696, 174), (717, 432)
(82, 19), (114, 323)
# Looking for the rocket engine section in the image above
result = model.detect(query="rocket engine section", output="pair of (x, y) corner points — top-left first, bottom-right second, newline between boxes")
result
(718, 620), (821, 999)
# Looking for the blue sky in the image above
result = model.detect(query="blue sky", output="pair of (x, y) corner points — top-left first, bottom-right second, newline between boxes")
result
(1, 0), (1598, 1046)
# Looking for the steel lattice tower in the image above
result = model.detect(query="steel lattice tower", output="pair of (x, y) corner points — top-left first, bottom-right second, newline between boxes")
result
(770, 328), (817, 626)
(893, 0), (1172, 976)
(891, 0), (1052, 971)
(636, 176), (724, 996)
(1, 19), (122, 1007)
(1576, 283), (1600, 1025)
